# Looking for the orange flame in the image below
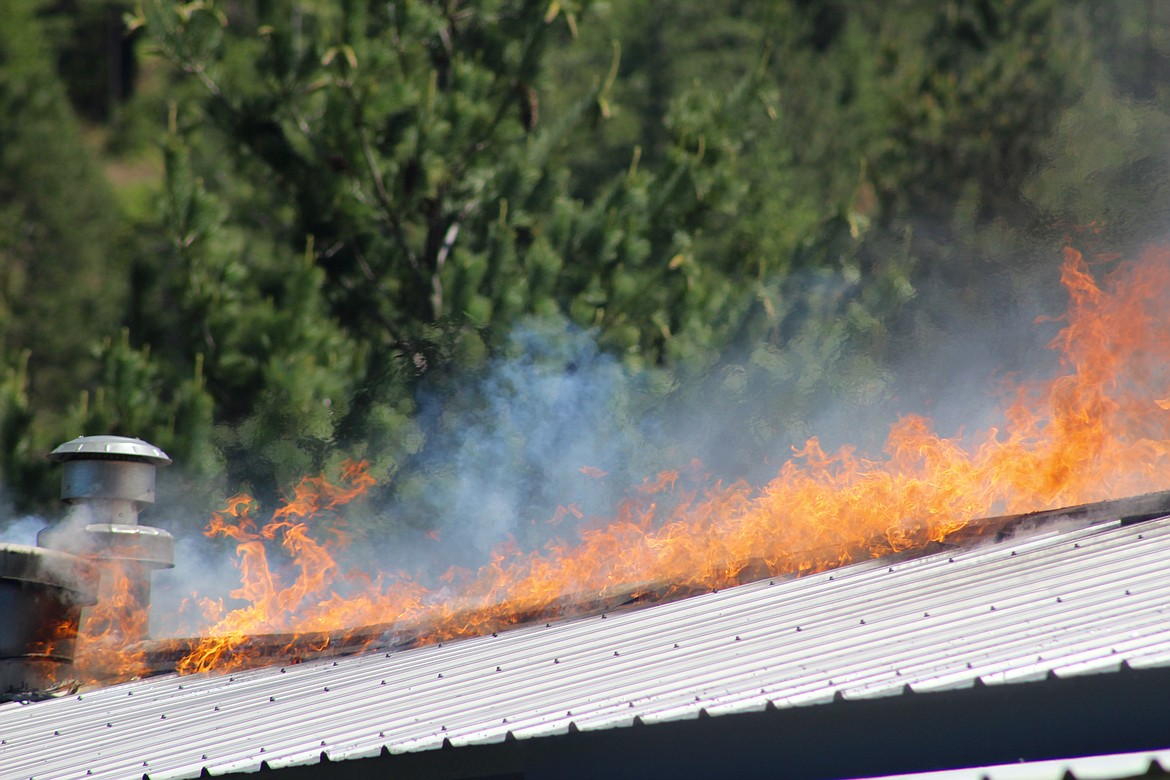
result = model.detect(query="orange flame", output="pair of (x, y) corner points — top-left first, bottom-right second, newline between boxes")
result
(74, 561), (151, 682)
(75, 245), (1170, 677)
(176, 462), (401, 673)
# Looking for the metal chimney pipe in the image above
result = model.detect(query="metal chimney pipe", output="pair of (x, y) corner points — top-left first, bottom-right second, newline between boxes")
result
(38, 435), (175, 645)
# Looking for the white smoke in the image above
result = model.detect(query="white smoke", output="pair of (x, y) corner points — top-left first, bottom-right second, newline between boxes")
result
(0, 515), (48, 546)
(118, 244), (1090, 637)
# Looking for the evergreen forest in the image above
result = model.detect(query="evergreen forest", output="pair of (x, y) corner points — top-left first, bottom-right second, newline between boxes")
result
(3, 0), (1170, 547)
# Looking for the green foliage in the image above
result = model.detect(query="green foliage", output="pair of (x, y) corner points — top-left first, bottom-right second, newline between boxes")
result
(0, 0), (127, 413)
(49, 0), (138, 123)
(0, 352), (48, 504)
(1, 0), (1163, 531)
(133, 0), (768, 371)
(112, 0), (789, 512)
(131, 121), (373, 499)
(1025, 2), (1170, 253)
(0, 0), (147, 511)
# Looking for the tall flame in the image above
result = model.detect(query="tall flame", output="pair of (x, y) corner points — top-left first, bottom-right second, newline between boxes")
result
(79, 245), (1170, 677)
(75, 561), (151, 679)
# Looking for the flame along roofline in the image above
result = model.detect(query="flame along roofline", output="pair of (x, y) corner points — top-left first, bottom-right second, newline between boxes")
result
(126, 488), (1170, 678)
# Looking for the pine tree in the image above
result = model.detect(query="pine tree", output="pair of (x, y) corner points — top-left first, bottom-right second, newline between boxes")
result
(121, 0), (778, 508)
(0, 0), (127, 411)
(0, 0), (132, 509)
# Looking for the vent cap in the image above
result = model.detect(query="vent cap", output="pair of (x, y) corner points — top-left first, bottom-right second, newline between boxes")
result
(48, 436), (171, 466)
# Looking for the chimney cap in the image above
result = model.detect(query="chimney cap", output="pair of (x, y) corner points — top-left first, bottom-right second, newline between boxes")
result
(48, 435), (172, 466)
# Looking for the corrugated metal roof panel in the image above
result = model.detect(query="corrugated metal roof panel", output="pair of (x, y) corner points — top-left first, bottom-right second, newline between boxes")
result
(869, 749), (1170, 780)
(3, 515), (1170, 779)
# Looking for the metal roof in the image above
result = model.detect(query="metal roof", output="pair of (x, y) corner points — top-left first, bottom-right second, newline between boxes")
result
(872, 748), (1170, 780)
(3, 514), (1170, 780)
